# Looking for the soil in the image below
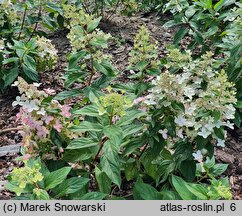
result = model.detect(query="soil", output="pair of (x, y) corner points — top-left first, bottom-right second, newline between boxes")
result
(0, 13), (241, 200)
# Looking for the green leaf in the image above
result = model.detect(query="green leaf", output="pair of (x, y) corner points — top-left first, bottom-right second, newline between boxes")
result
(146, 67), (160, 76)
(73, 104), (99, 117)
(124, 161), (138, 181)
(235, 101), (242, 109)
(171, 101), (185, 112)
(23, 55), (36, 71)
(179, 160), (196, 182)
(68, 51), (87, 70)
(103, 125), (123, 145)
(135, 82), (151, 95)
(57, 14), (64, 28)
(87, 17), (102, 33)
(67, 138), (99, 149)
(141, 150), (158, 180)
(194, 0), (212, 9)
(214, 127), (224, 139)
(156, 160), (175, 184)
(70, 121), (103, 133)
(34, 190), (50, 200)
(210, 164), (228, 177)
(93, 61), (116, 77)
(79, 192), (107, 200)
(206, 26), (219, 37)
(122, 124), (144, 137)
(185, 6), (196, 18)
(95, 166), (112, 194)
(45, 3), (62, 13)
(174, 27), (189, 46)
(50, 128), (64, 149)
(136, 60), (148, 71)
(53, 177), (89, 197)
(174, 141), (193, 162)
(194, 31), (204, 44)
(214, 0), (230, 11)
(164, 116), (176, 137)
(101, 140), (121, 187)
(234, 110), (242, 128)
(163, 192), (182, 200)
(63, 148), (96, 162)
(172, 175), (196, 200)
(44, 167), (71, 190)
(22, 64), (39, 82)
(185, 184), (208, 200)
(163, 20), (179, 28)
(117, 110), (146, 126)
(2, 57), (19, 65)
(212, 110), (221, 122)
(3, 67), (18, 88)
(90, 37), (108, 48)
(133, 183), (162, 200)
(122, 137), (145, 156)
(65, 72), (85, 88)
(204, 156), (215, 169)
(54, 89), (82, 100)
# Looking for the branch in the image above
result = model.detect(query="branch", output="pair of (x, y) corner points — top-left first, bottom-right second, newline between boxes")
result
(18, 5), (28, 40)
(92, 136), (109, 164)
(0, 127), (23, 135)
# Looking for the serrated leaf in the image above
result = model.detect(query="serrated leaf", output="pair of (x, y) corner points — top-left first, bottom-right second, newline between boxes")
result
(65, 72), (85, 88)
(54, 89), (83, 100)
(23, 55), (36, 71)
(73, 104), (99, 117)
(235, 101), (242, 109)
(44, 167), (71, 190)
(172, 175), (196, 200)
(214, 0), (230, 11)
(22, 64), (39, 82)
(34, 190), (50, 200)
(50, 128), (64, 148)
(90, 37), (108, 48)
(174, 27), (189, 46)
(214, 127), (225, 139)
(234, 110), (242, 128)
(3, 67), (18, 88)
(70, 121), (103, 132)
(2, 57), (19, 65)
(68, 51), (87, 70)
(122, 124), (144, 137)
(95, 166), (112, 194)
(79, 192), (107, 200)
(210, 163), (228, 177)
(67, 138), (99, 149)
(63, 148), (96, 162)
(53, 177), (89, 197)
(133, 183), (162, 200)
(185, 6), (196, 18)
(87, 17), (102, 33)
(206, 26), (219, 37)
(103, 125), (123, 145)
(117, 110), (146, 126)
(194, 31), (204, 44)
(101, 140), (121, 187)
(179, 160), (196, 182)
(185, 184), (208, 200)
(163, 20), (178, 28)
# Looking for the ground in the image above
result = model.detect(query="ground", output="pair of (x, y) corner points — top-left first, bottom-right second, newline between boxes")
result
(0, 13), (241, 200)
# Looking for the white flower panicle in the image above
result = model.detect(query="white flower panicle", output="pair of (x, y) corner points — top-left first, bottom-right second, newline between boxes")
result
(145, 49), (237, 145)
(0, 0), (17, 27)
(35, 36), (58, 72)
(0, 39), (5, 51)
